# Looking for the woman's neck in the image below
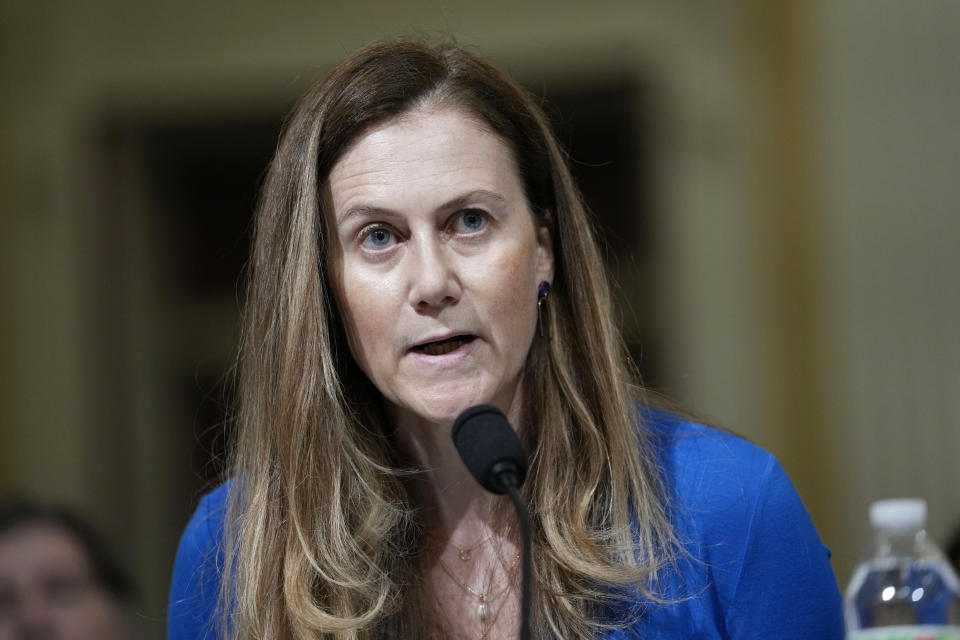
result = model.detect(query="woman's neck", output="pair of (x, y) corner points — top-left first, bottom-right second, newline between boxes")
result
(388, 392), (525, 543)
(394, 415), (499, 542)
(388, 398), (526, 639)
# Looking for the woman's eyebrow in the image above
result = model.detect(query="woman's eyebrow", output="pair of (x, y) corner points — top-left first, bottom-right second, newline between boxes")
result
(337, 204), (398, 224)
(338, 190), (507, 224)
(438, 189), (507, 211)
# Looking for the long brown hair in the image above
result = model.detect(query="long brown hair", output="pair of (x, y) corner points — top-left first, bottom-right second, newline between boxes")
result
(222, 39), (676, 639)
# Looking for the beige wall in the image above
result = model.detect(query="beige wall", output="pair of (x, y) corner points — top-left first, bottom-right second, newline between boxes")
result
(2, 1), (958, 635)
(810, 0), (960, 579)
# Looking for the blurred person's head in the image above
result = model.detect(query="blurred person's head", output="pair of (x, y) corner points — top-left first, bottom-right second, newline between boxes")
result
(0, 502), (134, 640)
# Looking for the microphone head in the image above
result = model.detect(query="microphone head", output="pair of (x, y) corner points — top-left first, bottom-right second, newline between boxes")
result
(452, 404), (527, 494)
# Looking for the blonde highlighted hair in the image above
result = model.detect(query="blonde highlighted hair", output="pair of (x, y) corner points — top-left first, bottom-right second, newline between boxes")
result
(222, 39), (676, 639)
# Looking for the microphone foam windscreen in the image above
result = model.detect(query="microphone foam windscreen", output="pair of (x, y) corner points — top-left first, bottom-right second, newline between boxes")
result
(451, 404), (527, 494)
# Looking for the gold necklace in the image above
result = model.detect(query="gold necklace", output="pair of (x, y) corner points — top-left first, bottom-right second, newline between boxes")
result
(476, 595), (510, 640)
(429, 579), (512, 640)
(437, 552), (520, 629)
(449, 533), (495, 561)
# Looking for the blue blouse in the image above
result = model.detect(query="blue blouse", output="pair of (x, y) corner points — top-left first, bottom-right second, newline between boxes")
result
(167, 412), (845, 639)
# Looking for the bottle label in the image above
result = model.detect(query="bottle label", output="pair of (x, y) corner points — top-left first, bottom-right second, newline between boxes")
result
(848, 626), (960, 640)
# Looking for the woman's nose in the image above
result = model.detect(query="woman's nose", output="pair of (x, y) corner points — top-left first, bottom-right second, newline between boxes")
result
(407, 239), (461, 311)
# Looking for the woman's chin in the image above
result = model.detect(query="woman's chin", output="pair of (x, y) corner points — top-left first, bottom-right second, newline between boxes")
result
(419, 398), (484, 426)
(386, 378), (522, 432)
(393, 393), (492, 429)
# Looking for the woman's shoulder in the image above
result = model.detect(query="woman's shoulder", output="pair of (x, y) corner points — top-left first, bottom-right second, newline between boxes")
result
(174, 482), (231, 566)
(184, 481), (231, 536)
(641, 408), (782, 506)
(167, 482), (231, 640)
(640, 407), (814, 551)
(633, 408), (844, 639)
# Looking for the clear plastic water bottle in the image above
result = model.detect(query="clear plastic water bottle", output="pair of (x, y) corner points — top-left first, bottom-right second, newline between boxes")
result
(845, 499), (960, 639)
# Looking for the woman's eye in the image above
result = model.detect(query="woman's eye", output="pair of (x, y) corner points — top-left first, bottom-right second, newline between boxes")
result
(453, 209), (488, 233)
(360, 226), (396, 250)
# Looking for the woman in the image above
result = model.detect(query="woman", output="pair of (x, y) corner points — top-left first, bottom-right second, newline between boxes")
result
(168, 40), (844, 639)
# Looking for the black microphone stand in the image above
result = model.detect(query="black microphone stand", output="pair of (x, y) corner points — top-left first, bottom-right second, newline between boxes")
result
(452, 405), (533, 640)
(493, 465), (531, 640)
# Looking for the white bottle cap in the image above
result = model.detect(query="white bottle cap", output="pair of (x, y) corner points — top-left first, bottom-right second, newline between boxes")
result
(869, 498), (927, 531)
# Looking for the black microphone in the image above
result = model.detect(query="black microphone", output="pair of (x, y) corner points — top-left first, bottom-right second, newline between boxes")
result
(452, 404), (532, 640)
(452, 404), (527, 493)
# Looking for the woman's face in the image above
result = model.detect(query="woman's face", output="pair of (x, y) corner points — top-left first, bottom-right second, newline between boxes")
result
(328, 106), (554, 429)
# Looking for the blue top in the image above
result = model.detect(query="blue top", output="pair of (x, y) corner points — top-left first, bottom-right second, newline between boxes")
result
(167, 412), (845, 639)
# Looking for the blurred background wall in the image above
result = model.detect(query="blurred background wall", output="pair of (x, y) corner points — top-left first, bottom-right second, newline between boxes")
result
(1, 1), (958, 636)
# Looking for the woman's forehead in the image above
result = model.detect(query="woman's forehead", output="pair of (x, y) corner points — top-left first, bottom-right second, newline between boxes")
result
(327, 107), (522, 221)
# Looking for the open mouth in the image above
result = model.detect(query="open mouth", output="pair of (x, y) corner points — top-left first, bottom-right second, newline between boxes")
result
(412, 335), (476, 356)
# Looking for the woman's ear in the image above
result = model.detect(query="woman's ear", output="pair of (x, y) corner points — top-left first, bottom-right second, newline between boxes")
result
(535, 222), (555, 284)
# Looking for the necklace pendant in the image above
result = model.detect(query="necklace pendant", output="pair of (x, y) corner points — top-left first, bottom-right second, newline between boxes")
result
(477, 601), (488, 624)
